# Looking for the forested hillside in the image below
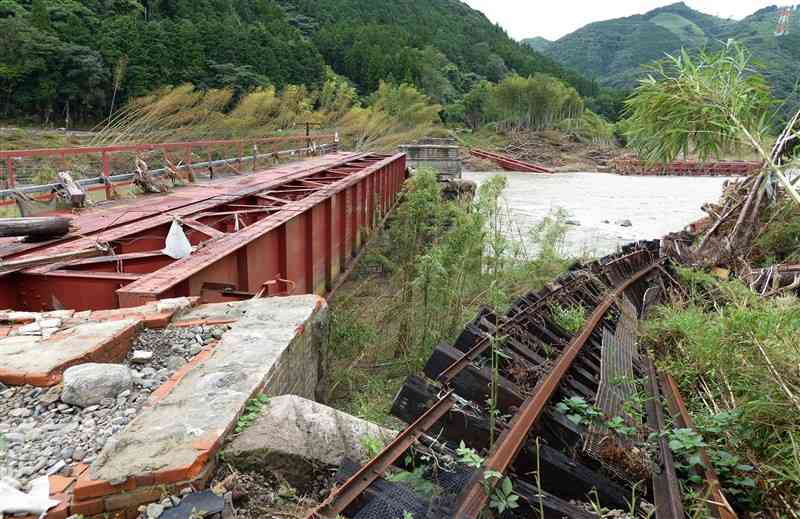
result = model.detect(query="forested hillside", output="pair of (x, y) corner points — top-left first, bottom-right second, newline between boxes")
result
(277, 0), (596, 99)
(528, 2), (800, 107)
(0, 0), (325, 124)
(0, 0), (599, 127)
(521, 36), (552, 53)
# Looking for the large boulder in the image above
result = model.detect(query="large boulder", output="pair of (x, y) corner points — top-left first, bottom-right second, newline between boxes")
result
(225, 395), (395, 488)
(61, 364), (133, 407)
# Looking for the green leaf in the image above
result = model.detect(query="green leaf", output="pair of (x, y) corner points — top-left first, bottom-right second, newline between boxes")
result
(501, 477), (513, 495)
(567, 414), (583, 425)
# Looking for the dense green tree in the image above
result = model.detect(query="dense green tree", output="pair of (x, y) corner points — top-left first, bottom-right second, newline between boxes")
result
(0, 0), (325, 124)
(29, 0), (49, 30)
(0, 0), (602, 128)
(624, 42), (773, 163)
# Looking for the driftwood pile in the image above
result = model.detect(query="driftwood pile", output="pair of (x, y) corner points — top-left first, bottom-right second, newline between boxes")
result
(502, 129), (623, 169)
(665, 110), (800, 294)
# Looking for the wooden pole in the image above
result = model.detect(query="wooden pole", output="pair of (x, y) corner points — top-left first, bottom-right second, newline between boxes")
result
(0, 217), (72, 238)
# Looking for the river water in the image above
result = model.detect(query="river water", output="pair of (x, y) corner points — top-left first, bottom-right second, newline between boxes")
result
(463, 171), (731, 258)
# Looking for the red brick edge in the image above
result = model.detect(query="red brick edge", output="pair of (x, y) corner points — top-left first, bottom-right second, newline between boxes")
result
(25, 298), (323, 518)
(0, 298), (200, 387)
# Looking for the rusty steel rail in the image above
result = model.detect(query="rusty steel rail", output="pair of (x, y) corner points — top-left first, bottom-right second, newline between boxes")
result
(451, 259), (663, 518)
(438, 243), (658, 388)
(662, 373), (738, 519)
(307, 391), (456, 519)
(644, 359), (685, 518)
(469, 148), (553, 174)
(313, 243), (712, 518)
(612, 159), (762, 177)
(436, 277), (583, 386)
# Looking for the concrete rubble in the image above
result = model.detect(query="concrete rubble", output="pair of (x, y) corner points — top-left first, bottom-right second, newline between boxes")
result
(0, 292), (401, 519)
(225, 395), (396, 487)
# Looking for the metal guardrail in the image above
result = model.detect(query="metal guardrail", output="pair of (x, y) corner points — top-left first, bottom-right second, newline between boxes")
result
(0, 134), (338, 199)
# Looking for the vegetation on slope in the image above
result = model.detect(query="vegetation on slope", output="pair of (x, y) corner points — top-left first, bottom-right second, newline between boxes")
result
(278, 0), (597, 100)
(619, 27), (800, 515)
(0, 0), (603, 128)
(645, 269), (800, 513)
(323, 170), (571, 425)
(0, 0), (325, 125)
(94, 77), (444, 152)
(520, 36), (552, 53)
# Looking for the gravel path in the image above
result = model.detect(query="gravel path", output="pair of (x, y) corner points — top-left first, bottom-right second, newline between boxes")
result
(0, 324), (225, 487)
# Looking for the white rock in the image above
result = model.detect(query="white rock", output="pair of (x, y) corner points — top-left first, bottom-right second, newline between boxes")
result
(37, 318), (62, 329)
(17, 322), (43, 336)
(155, 297), (192, 314)
(225, 395), (395, 487)
(0, 311), (39, 323)
(61, 364), (133, 408)
(130, 350), (154, 364)
(43, 310), (75, 320)
(10, 408), (32, 418)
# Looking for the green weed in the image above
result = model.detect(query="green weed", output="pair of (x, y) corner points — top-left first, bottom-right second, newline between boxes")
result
(645, 269), (800, 511)
(359, 435), (385, 458)
(234, 394), (269, 433)
(323, 169), (572, 426)
(549, 303), (587, 334)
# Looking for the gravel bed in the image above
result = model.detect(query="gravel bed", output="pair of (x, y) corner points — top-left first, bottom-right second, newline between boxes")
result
(0, 324), (225, 488)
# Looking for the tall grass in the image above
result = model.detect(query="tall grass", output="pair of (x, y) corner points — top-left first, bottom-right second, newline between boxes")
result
(644, 268), (800, 512)
(323, 169), (572, 425)
(92, 77), (442, 152)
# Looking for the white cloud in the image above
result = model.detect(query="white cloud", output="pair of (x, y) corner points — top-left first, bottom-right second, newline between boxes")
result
(462, 1), (784, 41)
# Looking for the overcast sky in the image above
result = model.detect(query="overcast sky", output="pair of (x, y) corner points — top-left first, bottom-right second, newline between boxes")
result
(462, 1), (782, 41)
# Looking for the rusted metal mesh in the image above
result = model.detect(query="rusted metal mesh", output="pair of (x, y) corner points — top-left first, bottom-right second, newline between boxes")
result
(584, 297), (650, 481)
(351, 468), (474, 519)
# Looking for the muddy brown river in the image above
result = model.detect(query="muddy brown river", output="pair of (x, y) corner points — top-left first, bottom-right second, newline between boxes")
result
(463, 171), (731, 257)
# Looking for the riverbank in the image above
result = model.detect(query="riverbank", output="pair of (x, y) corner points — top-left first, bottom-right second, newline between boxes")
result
(321, 170), (573, 426)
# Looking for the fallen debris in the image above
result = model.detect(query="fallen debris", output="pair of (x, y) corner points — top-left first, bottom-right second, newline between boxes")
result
(0, 216), (72, 239)
(470, 148), (553, 173)
(57, 171), (86, 208)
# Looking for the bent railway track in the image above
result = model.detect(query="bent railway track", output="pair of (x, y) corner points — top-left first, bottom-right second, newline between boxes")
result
(307, 242), (736, 519)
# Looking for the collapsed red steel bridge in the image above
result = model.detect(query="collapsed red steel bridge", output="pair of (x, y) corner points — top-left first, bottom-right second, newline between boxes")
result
(0, 151), (407, 311)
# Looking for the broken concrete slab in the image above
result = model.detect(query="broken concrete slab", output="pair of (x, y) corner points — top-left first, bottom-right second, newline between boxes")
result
(87, 295), (328, 484)
(0, 320), (140, 386)
(225, 395), (395, 487)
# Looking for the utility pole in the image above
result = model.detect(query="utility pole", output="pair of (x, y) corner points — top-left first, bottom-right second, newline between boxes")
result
(297, 121), (322, 153)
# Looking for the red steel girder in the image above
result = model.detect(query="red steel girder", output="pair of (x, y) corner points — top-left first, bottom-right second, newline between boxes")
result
(0, 152), (355, 261)
(117, 153), (405, 306)
(5, 152), (407, 311)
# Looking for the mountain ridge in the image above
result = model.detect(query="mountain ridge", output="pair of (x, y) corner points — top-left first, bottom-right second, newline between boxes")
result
(524, 2), (800, 104)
